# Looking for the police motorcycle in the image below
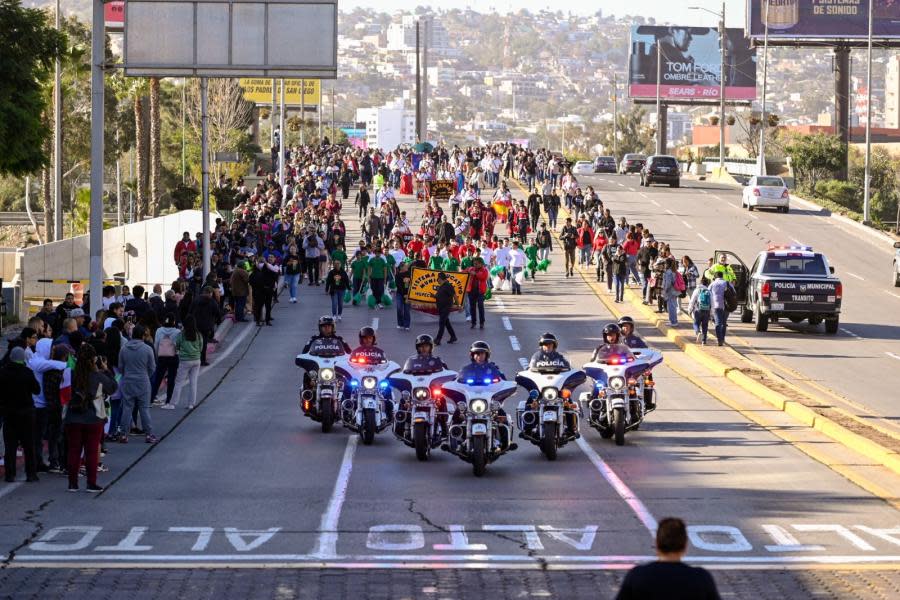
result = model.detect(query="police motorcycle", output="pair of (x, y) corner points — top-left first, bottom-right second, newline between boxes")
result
(514, 333), (586, 460)
(388, 335), (458, 461)
(335, 327), (401, 445)
(580, 324), (663, 446)
(617, 316), (660, 410)
(295, 316), (352, 433)
(439, 341), (519, 476)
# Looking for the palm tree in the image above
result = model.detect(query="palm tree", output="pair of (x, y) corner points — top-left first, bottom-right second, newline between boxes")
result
(133, 79), (149, 220)
(149, 77), (162, 217)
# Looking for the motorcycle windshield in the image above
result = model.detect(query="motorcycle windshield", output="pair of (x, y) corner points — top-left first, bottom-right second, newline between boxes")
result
(308, 339), (346, 358)
(594, 344), (635, 365)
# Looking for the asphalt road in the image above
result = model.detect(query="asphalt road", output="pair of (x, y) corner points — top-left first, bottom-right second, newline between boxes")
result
(2, 191), (900, 598)
(573, 172), (900, 429)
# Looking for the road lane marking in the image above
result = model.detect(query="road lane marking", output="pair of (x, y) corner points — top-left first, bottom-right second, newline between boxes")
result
(312, 435), (358, 559)
(665, 209), (674, 215)
(209, 322), (255, 367)
(846, 272), (865, 281)
(518, 357), (529, 369)
(0, 481), (22, 499)
(884, 291), (900, 300)
(699, 190), (708, 194)
(761, 524), (825, 552)
(749, 214), (759, 220)
(509, 336), (521, 351)
(371, 317), (379, 330)
(639, 192), (648, 198)
(502, 316), (513, 331)
(617, 183), (626, 187)
(768, 224), (780, 231)
(650, 199), (660, 207)
(697, 233), (710, 243)
(887, 352), (900, 362)
(495, 297), (506, 310)
(681, 220), (693, 229)
(576, 437), (657, 535)
(841, 328), (861, 339)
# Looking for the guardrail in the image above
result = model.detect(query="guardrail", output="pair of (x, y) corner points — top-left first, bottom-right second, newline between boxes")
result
(0, 212), (119, 226)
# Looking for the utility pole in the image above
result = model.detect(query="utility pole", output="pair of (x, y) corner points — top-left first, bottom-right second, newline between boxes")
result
(331, 85), (335, 143)
(54, 0), (62, 241)
(422, 17), (429, 142)
(758, 0), (770, 176)
(612, 72), (618, 163)
(301, 79), (306, 146)
(279, 79), (286, 188)
(655, 41), (663, 155)
(88, 0), (105, 307)
(415, 20), (422, 141)
(116, 129), (122, 227)
(200, 78), (210, 279)
(270, 78), (276, 150)
(863, 0), (874, 224)
(719, 1), (726, 169)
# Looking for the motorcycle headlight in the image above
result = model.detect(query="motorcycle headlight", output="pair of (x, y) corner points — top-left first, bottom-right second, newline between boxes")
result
(542, 388), (559, 400)
(470, 398), (488, 414)
(362, 376), (377, 390)
(320, 368), (335, 382)
(414, 387), (429, 400)
(609, 376), (626, 391)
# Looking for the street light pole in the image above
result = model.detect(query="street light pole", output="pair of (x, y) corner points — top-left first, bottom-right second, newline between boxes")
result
(758, 0), (770, 176)
(612, 72), (618, 163)
(54, 0), (63, 241)
(200, 77), (210, 280)
(656, 41), (663, 155)
(718, 1), (726, 169)
(88, 0), (105, 306)
(863, 0), (874, 224)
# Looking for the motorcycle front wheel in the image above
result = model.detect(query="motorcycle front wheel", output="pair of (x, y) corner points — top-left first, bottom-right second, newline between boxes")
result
(613, 407), (625, 446)
(541, 422), (558, 461)
(362, 408), (376, 445)
(471, 436), (487, 477)
(413, 421), (429, 461)
(321, 397), (334, 433)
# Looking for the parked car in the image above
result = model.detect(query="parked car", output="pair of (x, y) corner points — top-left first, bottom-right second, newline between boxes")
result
(893, 241), (900, 287)
(619, 153), (646, 174)
(572, 160), (594, 175)
(640, 155), (680, 187)
(742, 175), (790, 212)
(593, 156), (617, 173)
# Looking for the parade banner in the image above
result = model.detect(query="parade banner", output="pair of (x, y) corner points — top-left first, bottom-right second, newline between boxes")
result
(430, 180), (456, 201)
(628, 25), (756, 102)
(407, 267), (470, 315)
(239, 79), (321, 107)
(747, 0), (900, 40)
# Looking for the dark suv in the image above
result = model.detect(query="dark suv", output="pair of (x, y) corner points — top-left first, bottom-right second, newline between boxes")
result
(619, 153), (646, 174)
(640, 155), (680, 188)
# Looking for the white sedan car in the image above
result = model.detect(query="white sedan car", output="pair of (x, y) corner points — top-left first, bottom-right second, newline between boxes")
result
(572, 161), (594, 175)
(742, 175), (790, 212)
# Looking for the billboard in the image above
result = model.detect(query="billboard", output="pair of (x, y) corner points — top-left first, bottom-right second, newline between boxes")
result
(239, 79), (321, 107)
(747, 0), (900, 40)
(123, 0), (337, 78)
(628, 26), (757, 102)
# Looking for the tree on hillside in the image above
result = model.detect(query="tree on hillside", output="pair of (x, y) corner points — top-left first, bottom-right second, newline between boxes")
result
(0, 0), (67, 176)
(593, 106), (655, 162)
(782, 132), (846, 191)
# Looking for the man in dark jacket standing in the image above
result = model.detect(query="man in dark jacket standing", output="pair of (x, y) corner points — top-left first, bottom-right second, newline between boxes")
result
(191, 286), (222, 365)
(249, 259), (279, 327)
(433, 272), (458, 346)
(1, 347), (41, 482)
(230, 263), (251, 322)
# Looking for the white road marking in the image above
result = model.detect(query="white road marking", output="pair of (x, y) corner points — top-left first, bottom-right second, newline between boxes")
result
(885, 291), (900, 300)
(509, 336), (521, 351)
(650, 199), (661, 207)
(681, 220), (693, 229)
(495, 297), (506, 310)
(576, 437), (657, 535)
(886, 352), (900, 362)
(697, 233), (710, 243)
(840, 328), (861, 339)
(628, 187), (636, 192)
(639, 192), (648, 198)
(502, 316), (513, 331)
(617, 183), (626, 188)
(0, 481), (22, 499)
(371, 317), (379, 330)
(518, 357), (529, 369)
(312, 435), (358, 559)
(749, 213), (759, 220)
(209, 322), (255, 367)
(665, 209), (674, 215)
(699, 190), (708, 194)
(762, 524), (825, 552)
(790, 238), (802, 245)
(846, 272), (865, 281)
(768, 224), (780, 231)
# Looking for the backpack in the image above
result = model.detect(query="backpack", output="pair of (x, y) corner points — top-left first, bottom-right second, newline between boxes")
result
(673, 271), (686, 293)
(698, 288), (711, 311)
(724, 284), (738, 312)
(158, 332), (177, 357)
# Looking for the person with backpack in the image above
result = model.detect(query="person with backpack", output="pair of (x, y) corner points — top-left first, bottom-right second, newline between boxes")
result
(1, 347), (41, 483)
(171, 315), (203, 410)
(688, 277), (713, 345)
(612, 245), (629, 303)
(65, 344), (117, 492)
(662, 258), (683, 326)
(151, 313), (181, 408)
(709, 271), (733, 346)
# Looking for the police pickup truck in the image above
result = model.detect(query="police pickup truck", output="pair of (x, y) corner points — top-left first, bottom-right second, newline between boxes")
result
(716, 246), (842, 335)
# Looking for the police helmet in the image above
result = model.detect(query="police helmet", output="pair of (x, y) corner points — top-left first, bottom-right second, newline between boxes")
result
(617, 316), (635, 333)
(415, 334), (434, 352)
(318, 315), (335, 334)
(469, 340), (491, 360)
(358, 326), (377, 344)
(538, 332), (558, 350)
(602, 323), (622, 345)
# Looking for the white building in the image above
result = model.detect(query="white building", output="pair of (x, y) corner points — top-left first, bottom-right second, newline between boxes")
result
(386, 15), (451, 55)
(356, 99), (416, 151)
(884, 56), (900, 128)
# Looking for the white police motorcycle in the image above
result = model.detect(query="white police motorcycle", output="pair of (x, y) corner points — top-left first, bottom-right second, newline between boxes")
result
(514, 358), (586, 460)
(389, 365), (458, 461)
(336, 350), (401, 445)
(440, 375), (519, 476)
(295, 338), (348, 433)
(580, 344), (663, 446)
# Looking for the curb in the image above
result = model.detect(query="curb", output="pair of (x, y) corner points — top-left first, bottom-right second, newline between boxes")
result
(509, 177), (900, 480)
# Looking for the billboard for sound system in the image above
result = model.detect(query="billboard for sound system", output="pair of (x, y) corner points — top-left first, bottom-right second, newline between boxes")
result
(628, 26), (757, 102)
(747, 0), (900, 40)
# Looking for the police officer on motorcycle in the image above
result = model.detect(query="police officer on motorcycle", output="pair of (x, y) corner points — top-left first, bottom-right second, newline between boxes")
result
(348, 326), (393, 419)
(455, 341), (510, 449)
(617, 316), (648, 349)
(397, 334), (450, 436)
(591, 323), (630, 362)
(524, 333), (581, 435)
(299, 316), (352, 390)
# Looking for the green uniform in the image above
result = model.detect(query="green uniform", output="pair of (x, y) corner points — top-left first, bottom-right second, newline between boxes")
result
(368, 255), (388, 279)
(428, 255), (445, 270)
(460, 256), (473, 270)
(443, 256), (460, 271)
(351, 256), (369, 280)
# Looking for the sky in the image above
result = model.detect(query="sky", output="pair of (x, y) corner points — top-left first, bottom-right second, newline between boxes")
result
(340, 0), (747, 28)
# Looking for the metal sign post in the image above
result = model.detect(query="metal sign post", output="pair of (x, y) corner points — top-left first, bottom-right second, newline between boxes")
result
(201, 77), (210, 279)
(89, 0), (105, 307)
